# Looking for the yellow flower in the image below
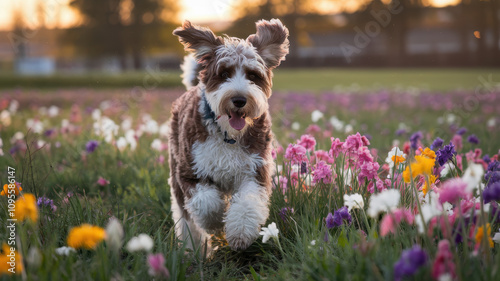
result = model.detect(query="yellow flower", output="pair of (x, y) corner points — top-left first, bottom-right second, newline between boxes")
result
(0, 243), (23, 275)
(422, 175), (437, 196)
(475, 223), (494, 248)
(1, 183), (22, 196)
(419, 147), (436, 160)
(403, 155), (436, 183)
(14, 193), (38, 222)
(67, 224), (106, 249)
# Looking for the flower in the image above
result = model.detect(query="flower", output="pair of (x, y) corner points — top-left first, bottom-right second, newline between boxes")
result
(85, 140), (99, 153)
(97, 177), (110, 187)
(431, 137), (444, 150)
(151, 139), (163, 151)
(105, 217), (124, 251)
(436, 143), (456, 166)
(0, 243), (23, 275)
(55, 246), (76, 256)
(403, 155), (435, 183)
(343, 193), (364, 211)
(483, 182), (500, 204)
(462, 163), (484, 192)
(385, 147), (406, 169)
(326, 206), (352, 229)
(1, 182), (22, 196)
(116, 137), (127, 151)
(285, 144), (307, 164)
(147, 253), (170, 278)
(438, 178), (470, 205)
(410, 131), (423, 150)
(493, 229), (500, 244)
(311, 110), (324, 122)
(467, 134), (479, 145)
(380, 208), (414, 236)
(312, 161), (333, 184)
(329, 137), (344, 158)
(422, 174), (437, 196)
(67, 224), (106, 249)
(279, 207), (294, 222)
(36, 196), (57, 212)
(432, 240), (456, 281)
(419, 147), (436, 160)
(259, 222), (279, 243)
(14, 193), (38, 222)
(126, 234), (154, 252)
(298, 134), (316, 151)
(367, 189), (400, 218)
(475, 223), (494, 248)
(342, 132), (370, 153)
(394, 245), (428, 281)
(456, 127), (467, 135)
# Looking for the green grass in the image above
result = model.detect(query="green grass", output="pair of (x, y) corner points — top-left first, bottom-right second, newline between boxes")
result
(1, 68), (499, 91)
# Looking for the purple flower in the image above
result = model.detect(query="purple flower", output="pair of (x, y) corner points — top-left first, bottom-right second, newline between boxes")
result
(431, 137), (444, 150)
(395, 129), (407, 136)
(279, 207), (294, 222)
(483, 182), (500, 204)
(44, 129), (56, 137)
(85, 140), (99, 153)
(487, 161), (500, 172)
(467, 134), (479, 145)
(485, 171), (500, 187)
(483, 155), (491, 164)
(325, 212), (335, 229)
(436, 142), (456, 166)
(394, 245), (428, 281)
(456, 127), (467, 136)
(37, 196), (57, 212)
(326, 206), (352, 229)
(410, 131), (423, 150)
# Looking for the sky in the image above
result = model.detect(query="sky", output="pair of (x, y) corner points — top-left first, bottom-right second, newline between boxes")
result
(0, 0), (460, 31)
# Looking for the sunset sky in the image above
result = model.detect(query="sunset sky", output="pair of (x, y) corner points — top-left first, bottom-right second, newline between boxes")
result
(0, 0), (460, 31)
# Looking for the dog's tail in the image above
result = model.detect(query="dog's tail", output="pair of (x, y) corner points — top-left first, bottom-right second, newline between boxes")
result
(180, 54), (202, 90)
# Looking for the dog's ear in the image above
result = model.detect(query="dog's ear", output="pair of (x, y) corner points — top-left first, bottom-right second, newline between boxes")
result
(173, 21), (223, 61)
(247, 19), (289, 69)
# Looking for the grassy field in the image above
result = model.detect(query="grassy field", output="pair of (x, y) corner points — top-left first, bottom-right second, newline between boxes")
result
(1, 68), (499, 91)
(0, 71), (500, 280)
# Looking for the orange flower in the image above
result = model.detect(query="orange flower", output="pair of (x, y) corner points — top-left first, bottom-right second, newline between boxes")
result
(475, 223), (494, 248)
(0, 243), (23, 275)
(67, 224), (106, 249)
(14, 193), (38, 222)
(392, 155), (405, 166)
(419, 147), (436, 160)
(422, 175), (437, 196)
(0, 183), (22, 196)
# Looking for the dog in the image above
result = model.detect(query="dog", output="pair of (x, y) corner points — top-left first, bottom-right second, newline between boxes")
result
(168, 19), (289, 253)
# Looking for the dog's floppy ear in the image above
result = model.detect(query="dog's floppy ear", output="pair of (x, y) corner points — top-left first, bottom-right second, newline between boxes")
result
(173, 21), (223, 61)
(247, 19), (289, 69)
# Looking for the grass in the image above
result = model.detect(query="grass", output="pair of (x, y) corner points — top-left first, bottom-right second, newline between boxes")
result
(0, 85), (499, 280)
(1, 68), (499, 91)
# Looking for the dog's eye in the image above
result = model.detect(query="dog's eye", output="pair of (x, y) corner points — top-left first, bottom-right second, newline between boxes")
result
(220, 71), (229, 79)
(248, 72), (260, 81)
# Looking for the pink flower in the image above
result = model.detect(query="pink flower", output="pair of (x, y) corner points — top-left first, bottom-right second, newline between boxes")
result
(271, 149), (277, 159)
(312, 161), (333, 184)
(274, 176), (288, 194)
(147, 253), (170, 278)
(451, 134), (463, 151)
(380, 208), (414, 236)
(431, 240), (456, 280)
(97, 177), (110, 186)
(358, 161), (380, 184)
(438, 178), (470, 205)
(298, 134), (316, 151)
(342, 132), (370, 153)
(329, 137), (344, 158)
(157, 155), (165, 165)
(306, 124), (321, 135)
(285, 144), (308, 164)
(314, 150), (334, 164)
(368, 177), (387, 194)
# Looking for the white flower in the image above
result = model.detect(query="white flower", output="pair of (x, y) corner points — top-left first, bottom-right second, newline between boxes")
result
(446, 113), (456, 124)
(144, 119), (159, 134)
(462, 163), (484, 193)
(343, 193), (364, 212)
(92, 109), (101, 120)
(116, 137), (127, 151)
(367, 189), (400, 218)
(493, 229), (500, 244)
(344, 124), (353, 134)
(9, 100), (19, 113)
(61, 119), (70, 128)
(159, 122), (170, 138)
(106, 217), (124, 251)
(277, 165), (283, 174)
(310, 240), (316, 246)
(125, 129), (137, 151)
(415, 192), (442, 233)
(438, 273), (453, 281)
(55, 246), (76, 256)
(342, 169), (353, 186)
(385, 147), (406, 169)
(311, 110), (324, 123)
(440, 163), (454, 177)
(126, 234), (154, 252)
(291, 122), (300, 131)
(0, 110), (11, 126)
(151, 139), (163, 151)
(121, 118), (132, 131)
(487, 117), (496, 128)
(259, 222), (279, 243)
(0, 138), (3, 156)
(48, 105), (59, 117)
(26, 118), (44, 134)
(100, 100), (112, 110)
(10, 132), (24, 144)
(329, 116), (344, 131)
(26, 247), (42, 268)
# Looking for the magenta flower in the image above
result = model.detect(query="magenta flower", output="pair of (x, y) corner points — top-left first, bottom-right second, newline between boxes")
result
(438, 178), (470, 205)
(312, 161), (333, 184)
(329, 137), (344, 158)
(97, 177), (110, 186)
(342, 132), (370, 153)
(147, 253), (170, 278)
(298, 134), (316, 151)
(358, 161), (380, 184)
(285, 144), (308, 164)
(451, 134), (463, 151)
(380, 208), (414, 236)
(432, 240), (456, 281)
(314, 150), (333, 163)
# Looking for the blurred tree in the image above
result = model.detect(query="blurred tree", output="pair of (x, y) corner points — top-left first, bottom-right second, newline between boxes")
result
(62, 0), (179, 70)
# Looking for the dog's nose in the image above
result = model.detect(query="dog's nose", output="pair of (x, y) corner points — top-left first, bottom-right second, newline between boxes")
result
(231, 96), (247, 108)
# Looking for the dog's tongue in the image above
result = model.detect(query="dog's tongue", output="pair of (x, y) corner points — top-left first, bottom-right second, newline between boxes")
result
(229, 111), (246, 131)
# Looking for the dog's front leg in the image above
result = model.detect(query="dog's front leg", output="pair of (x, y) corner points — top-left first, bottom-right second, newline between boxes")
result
(185, 183), (226, 234)
(225, 179), (270, 250)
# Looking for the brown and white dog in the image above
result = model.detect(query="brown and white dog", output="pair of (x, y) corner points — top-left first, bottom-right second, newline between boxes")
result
(168, 19), (289, 253)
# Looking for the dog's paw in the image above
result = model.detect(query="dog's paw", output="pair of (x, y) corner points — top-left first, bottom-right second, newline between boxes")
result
(225, 220), (260, 251)
(226, 232), (257, 251)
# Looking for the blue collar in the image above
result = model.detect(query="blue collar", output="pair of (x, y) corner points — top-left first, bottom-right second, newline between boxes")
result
(201, 90), (236, 144)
